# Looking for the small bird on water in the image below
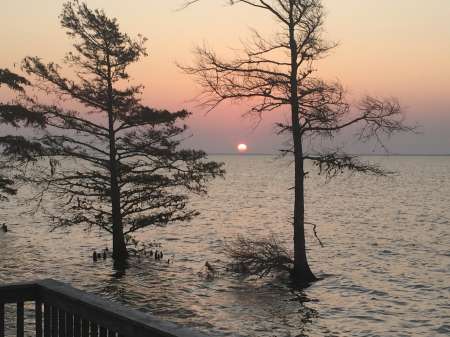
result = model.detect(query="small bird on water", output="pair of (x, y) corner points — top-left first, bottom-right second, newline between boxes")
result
(1, 223), (7, 233)
(205, 261), (215, 273)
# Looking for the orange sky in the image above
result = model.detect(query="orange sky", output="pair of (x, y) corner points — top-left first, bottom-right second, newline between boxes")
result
(1, 0), (449, 154)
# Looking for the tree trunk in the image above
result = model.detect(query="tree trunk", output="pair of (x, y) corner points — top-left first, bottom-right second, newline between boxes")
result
(110, 171), (128, 262)
(292, 132), (316, 284)
(109, 132), (128, 262)
(289, 10), (316, 285)
(106, 55), (128, 262)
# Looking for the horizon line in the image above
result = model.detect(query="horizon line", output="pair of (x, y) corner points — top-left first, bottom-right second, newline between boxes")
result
(206, 152), (450, 156)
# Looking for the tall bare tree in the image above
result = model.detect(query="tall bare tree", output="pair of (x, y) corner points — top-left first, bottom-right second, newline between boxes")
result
(182, 0), (411, 284)
(12, 0), (224, 262)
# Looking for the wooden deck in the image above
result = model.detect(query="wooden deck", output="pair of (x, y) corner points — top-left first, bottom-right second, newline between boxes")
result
(0, 279), (208, 337)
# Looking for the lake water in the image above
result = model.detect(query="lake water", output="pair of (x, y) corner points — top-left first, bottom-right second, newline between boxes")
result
(1, 155), (449, 336)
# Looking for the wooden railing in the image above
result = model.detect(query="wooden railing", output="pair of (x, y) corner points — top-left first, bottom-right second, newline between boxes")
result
(0, 279), (208, 337)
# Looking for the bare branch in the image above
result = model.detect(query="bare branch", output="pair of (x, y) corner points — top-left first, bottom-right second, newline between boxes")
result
(305, 151), (392, 179)
(225, 234), (293, 277)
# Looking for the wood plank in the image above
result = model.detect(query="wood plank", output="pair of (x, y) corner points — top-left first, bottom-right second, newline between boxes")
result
(17, 301), (24, 337)
(59, 309), (66, 337)
(0, 302), (4, 337)
(66, 312), (73, 337)
(81, 319), (89, 337)
(91, 322), (98, 337)
(0, 282), (38, 303)
(44, 303), (51, 337)
(36, 300), (43, 337)
(51, 305), (58, 337)
(73, 314), (81, 337)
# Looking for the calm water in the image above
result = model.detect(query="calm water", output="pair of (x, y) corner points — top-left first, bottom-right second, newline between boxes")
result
(0, 155), (449, 337)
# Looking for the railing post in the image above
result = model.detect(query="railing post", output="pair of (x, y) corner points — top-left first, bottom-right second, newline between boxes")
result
(90, 322), (98, 337)
(59, 309), (66, 337)
(44, 303), (51, 337)
(17, 301), (24, 337)
(51, 305), (58, 337)
(36, 300), (43, 337)
(66, 312), (73, 337)
(99, 326), (107, 337)
(73, 314), (81, 337)
(0, 302), (4, 337)
(81, 319), (89, 337)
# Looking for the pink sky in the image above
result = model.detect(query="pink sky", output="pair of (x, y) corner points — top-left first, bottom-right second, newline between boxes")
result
(1, 0), (449, 154)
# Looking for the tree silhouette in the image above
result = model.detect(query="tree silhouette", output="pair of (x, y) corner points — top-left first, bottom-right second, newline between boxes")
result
(0, 69), (45, 201)
(182, 0), (412, 284)
(15, 0), (224, 262)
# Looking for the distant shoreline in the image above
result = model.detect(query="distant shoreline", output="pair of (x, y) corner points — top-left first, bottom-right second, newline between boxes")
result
(208, 153), (450, 157)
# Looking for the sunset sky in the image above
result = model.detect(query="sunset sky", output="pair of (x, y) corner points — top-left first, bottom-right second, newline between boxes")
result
(1, 0), (449, 154)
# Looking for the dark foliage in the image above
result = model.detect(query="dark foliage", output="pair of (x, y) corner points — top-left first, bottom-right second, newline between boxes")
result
(0, 69), (46, 200)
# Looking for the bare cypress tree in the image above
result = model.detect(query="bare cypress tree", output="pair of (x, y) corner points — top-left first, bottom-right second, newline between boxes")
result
(182, 0), (411, 284)
(16, 0), (224, 262)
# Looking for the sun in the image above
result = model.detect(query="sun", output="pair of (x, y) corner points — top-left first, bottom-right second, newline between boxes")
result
(237, 143), (248, 152)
